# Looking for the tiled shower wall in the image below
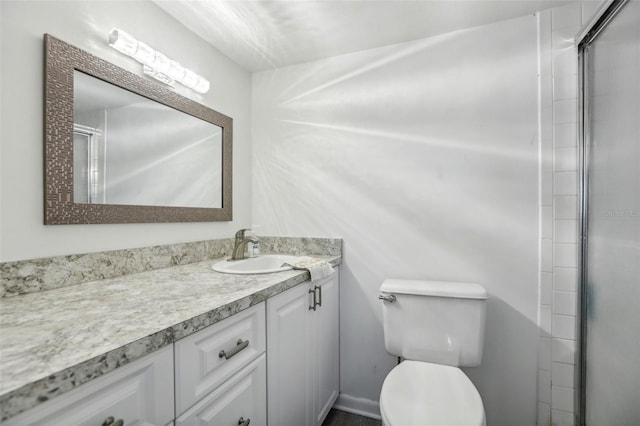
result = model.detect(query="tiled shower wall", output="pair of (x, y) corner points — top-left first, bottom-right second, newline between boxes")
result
(538, 2), (604, 425)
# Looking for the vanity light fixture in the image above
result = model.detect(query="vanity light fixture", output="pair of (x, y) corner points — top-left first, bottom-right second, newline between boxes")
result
(108, 28), (210, 94)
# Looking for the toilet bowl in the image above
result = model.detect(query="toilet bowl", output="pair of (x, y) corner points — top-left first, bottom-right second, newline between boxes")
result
(378, 279), (488, 426)
(379, 361), (485, 426)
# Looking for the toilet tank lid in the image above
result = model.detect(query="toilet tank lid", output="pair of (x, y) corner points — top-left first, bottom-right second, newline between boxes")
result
(380, 279), (488, 299)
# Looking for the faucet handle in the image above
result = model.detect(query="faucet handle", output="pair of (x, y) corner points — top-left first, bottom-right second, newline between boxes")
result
(235, 228), (251, 239)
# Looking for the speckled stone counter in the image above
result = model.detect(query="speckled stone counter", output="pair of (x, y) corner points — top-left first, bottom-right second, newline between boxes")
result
(0, 250), (341, 421)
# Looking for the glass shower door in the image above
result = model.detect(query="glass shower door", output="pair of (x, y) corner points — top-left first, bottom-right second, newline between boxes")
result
(581, 1), (640, 424)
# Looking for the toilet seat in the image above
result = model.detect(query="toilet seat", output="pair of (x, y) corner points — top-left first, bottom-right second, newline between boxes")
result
(380, 361), (485, 426)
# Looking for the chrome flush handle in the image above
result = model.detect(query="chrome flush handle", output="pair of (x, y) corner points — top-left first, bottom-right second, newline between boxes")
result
(378, 294), (396, 303)
(102, 416), (124, 426)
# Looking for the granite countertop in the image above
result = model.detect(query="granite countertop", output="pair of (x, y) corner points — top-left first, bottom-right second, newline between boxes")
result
(0, 254), (340, 420)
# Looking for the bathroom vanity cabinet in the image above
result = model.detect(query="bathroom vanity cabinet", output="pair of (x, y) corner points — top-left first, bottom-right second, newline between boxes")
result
(4, 306), (269, 426)
(267, 273), (340, 426)
(2, 346), (175, 426)
(0, 256), (341, 426)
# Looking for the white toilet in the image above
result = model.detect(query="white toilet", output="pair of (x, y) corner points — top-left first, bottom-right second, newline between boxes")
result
(378, 279), (488, 426)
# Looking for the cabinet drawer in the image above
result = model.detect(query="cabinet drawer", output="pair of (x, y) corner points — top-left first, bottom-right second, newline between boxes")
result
(176, 354), (266, 426)
(3, 345), (174, 426)
(175, 303), (266, 415)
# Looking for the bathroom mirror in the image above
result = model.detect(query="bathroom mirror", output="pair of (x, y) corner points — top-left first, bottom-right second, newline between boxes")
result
(44, 34), (232, 224)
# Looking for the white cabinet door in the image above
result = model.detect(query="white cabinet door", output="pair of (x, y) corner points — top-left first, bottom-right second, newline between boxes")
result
(266, 282), (314, 426)
(175, 355), (266, 426)
(4, 346), (174, 426)
(267, 269), (340, 426)
(313, 273), (340, 426)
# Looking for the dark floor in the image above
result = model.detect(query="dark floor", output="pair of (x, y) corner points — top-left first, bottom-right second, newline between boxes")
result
(322, 409), (382, 426)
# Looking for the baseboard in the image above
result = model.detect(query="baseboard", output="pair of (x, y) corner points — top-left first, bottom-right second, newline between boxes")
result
(333, 393), (381, 420)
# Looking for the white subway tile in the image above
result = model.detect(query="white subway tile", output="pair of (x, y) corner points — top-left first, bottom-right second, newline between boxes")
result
(553, 314), (576, 340)
(540, 8), (552, 37)
(539, 369), (552, 403)
(553, 74), (577, 101)
(553, 291), (577, 316)
(554, 243), (577, 268)
(542, 170), (553, 206)
(554, 219), (577, 243)
(538, 402), (551, 426)
(553, 147), (577, 172)
(554, 171), (577, 195)
(552, 362), (575, 388)
(552, 408), (575, 426)
(554, 195), (578, 219)
(540, 336), (552, 370)
(552, 338), (577, 364)
(542, 137), (553, 174)
(542, 206), (553, 239)
(542, 238), (553, 272)
(541, 272), (553, 305)
(553, 99), (577, 124)
(553, 122), (577, 147)
(542, 73), (554, 110)
(552, 385), (575, 412)
(552, 3), (582, 30)
(554, 267), (578, 292)
(541, 103), (553, 127)
(540, 134), (553, 173)
(552, 26), (578, 50)
(553, 47), (578, 76)
(541, 305), (552, 338)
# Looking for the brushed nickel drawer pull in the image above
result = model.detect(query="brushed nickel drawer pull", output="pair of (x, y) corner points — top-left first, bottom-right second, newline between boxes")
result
(309, 288), (317, 311)
(315, 284), (322, 307)
(238, 417), (251, 425)
(219, 339), (249, 360)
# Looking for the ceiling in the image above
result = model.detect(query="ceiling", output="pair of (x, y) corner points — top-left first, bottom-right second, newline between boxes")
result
(154, 0), (571, 72)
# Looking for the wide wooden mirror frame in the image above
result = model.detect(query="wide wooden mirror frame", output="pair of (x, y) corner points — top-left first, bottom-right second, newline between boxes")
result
(44, 34), (232, 224)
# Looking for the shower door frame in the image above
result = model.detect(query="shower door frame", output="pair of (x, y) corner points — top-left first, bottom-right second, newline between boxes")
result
(576, 0), (630, 424)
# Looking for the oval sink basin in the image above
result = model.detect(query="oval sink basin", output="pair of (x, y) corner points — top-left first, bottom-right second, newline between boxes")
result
(211, 255), (300, 275)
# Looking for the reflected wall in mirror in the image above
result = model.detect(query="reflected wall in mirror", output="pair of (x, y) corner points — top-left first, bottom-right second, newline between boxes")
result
(73, 71), (223, 208)
(44, 34), (232, 224)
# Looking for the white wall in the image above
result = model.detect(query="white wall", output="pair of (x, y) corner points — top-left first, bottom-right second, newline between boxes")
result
(252, 15), (540, 426)
(0, 0), (252, 262)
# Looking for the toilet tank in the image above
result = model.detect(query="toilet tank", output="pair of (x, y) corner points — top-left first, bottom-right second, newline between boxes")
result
(380, 279), (488, 367)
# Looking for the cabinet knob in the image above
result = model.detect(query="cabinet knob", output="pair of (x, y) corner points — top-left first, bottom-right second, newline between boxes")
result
(238, 416), (251, 426)
(102, 416), (124, 426)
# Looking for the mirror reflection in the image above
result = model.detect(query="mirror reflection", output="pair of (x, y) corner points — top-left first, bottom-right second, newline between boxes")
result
(72, 71), (222, 208)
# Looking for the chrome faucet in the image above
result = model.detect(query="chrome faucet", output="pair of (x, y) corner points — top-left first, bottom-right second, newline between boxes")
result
(230, 229), (259, 260)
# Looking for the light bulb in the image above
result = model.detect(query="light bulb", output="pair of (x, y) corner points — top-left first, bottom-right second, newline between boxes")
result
(167, 60), (185, 81)
(108, 28), (137, 56)
(152, 52), (172, 74)
(181, 69), (199, 89)
(133, 41), (155, 65)
(193, 77), (210, 94)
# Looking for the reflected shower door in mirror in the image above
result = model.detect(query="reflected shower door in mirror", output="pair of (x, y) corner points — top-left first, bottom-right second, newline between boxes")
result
(73, 71), (223, 208)
(44, 34), (232, 224)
